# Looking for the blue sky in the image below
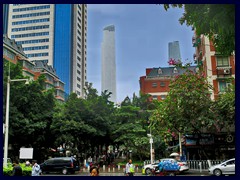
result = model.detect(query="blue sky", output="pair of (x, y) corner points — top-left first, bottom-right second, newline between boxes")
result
(87, 4), (195, 103)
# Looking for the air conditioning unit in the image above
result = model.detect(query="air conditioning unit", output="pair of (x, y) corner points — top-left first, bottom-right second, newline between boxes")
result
(224, 69), (230, 74)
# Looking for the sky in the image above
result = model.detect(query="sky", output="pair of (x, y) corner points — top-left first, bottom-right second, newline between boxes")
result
(87, 4), (195, 103)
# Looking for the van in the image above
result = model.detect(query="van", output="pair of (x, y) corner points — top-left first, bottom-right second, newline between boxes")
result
(40, 157), (80, 175)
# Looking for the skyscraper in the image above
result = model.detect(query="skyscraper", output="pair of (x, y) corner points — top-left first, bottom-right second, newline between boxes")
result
(101, 25), (116, 103)
(168, 41), (181, 61)
(6, 4), (87, 97)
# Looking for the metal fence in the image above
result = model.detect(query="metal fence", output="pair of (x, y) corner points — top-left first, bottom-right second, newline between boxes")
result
(144, 160), (223, 170)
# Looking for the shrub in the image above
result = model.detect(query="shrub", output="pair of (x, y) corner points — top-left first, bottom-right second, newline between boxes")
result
(3, 163), (32, 176)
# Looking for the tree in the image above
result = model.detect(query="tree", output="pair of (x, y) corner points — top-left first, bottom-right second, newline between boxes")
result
(163, 4), (235, 55)
(150, 68), (221, 139)
(3, 60), (56, 161)
(214, 84), (235, 132)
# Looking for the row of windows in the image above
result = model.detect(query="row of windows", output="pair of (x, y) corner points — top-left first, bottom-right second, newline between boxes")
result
(152, 95), (166, 100)
(152, 82), (166, 88)
(23, 45), (49, 51)
(26, 52), (48, 57)
(13, 5), (50, 12)
(12, 11), (50, 19)
(12, 18), (50, 25)
(16, 38), (49, 45)
(11, 32), (49, 38)
(3, 49), (15, 60)
(12, 25), (49, 32)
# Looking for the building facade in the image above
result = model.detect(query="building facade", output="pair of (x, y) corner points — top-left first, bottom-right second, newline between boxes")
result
(3, 34), (65, 102)
(101, 25), (117, 103)
(192, 34), (235, 100)
(6, 4), (87, 97)
(168, 41), (181, 61)
(139, 66), (198, 101)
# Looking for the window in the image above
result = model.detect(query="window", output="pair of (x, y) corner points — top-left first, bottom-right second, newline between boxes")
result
(12, 25), (49, 32)
(77, 70), (81, 75)
(158, 68), (162, 74)
(160, 82), (165, 87)
(219, 81), (231, 92)
(16, 38), (49, 44)
(12, 11), (50, 19)
(216, 56), (229, 67)
(152, 95), (158, 100)
(11, 32), (49, 39)
(161, 95), (166, 100)
(77, 84), (81, 88)
(12, 18), (50, 25)
(13, 5), (50, 12)
(152, 82), (157, 87)
(173, 67), (178, 74)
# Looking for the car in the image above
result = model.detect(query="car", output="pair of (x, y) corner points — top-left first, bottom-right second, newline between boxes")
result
(142, 158), (189, 175)
(40, 157), (80, 175)
(161, 158), (189, 172)
(208, 158), (235, 176)
(142, 162), (159, 175)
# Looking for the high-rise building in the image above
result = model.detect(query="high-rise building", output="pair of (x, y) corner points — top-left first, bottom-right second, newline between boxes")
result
(3, 4), (9, 34)
(101, 25), (116, 103)
(168, 41), (181, 61)
(6, 4), (87, 97)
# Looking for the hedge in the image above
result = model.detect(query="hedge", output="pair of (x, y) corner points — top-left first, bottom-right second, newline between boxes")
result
(3, 163), (32, 176)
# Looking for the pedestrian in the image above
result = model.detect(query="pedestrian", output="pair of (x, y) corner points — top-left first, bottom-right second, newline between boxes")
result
(125, 159), (135, 176)
(31, 160), (41, 176)
(90, 166), (99, 176)
(12, 160), (23, 176)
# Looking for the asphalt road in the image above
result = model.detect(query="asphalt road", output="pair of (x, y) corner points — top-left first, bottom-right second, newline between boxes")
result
(41, 170), (211, 176)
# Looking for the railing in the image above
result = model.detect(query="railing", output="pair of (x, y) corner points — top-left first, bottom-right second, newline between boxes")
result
(144, 160), (223, 170)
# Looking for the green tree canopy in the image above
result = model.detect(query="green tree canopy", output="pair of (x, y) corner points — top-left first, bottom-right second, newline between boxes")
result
(163, 4), (235, 55)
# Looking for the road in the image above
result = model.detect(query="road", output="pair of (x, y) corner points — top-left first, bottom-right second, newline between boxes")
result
(41, 170), (211, 176)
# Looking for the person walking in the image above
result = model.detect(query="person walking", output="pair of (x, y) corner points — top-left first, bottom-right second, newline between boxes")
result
(12, 160), (22, 176)
(31, 160), (41, 176)
(125, 159), (135, 176)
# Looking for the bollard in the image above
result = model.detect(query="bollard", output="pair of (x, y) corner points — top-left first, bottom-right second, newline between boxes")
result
(207, 160), (212, 168)
(113, 166), (115, 173)
(118, 165), (120, 172)
(136, 167), (138, 173)
(108, 166), (110, 172)
(103, 165), (105, 172)
(199, 162), (202, 173)
(87, 165), (90, 172)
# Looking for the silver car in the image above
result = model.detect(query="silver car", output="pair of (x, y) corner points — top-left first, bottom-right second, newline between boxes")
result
(208, 158), (235, 176)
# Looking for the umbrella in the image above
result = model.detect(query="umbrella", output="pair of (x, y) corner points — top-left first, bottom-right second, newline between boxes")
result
(169, 152), (180, 157)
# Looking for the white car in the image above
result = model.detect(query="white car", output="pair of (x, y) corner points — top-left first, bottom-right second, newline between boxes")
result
(143, 158), (189, 175)
(208, 158), (235, 176)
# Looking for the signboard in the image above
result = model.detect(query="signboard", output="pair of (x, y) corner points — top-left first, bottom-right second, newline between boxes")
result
(19, 148), (33, 159)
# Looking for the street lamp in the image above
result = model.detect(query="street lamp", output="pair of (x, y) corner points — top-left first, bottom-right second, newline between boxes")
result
(147, 133), (153, 164)
(3, 68), (29, 167)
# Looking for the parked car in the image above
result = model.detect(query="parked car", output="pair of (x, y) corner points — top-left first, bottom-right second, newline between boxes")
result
(40, 157), (80, 175)
(208, 158), (235, 176)
(142, 158), (189, 175)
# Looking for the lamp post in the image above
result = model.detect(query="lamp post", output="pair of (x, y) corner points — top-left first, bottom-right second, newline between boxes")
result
(147, 132), (153, 164)
(3, 67), (29, 167)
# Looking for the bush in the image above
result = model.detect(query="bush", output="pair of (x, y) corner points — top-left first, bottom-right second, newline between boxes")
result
(3, 163), (32, 176)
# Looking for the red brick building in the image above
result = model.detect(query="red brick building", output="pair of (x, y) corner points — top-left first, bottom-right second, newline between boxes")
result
(193, 34), (235, 100)
(139, 66), (198, 101)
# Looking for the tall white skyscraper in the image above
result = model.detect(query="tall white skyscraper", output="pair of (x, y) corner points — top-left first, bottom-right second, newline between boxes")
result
(168, 41), (181, 61)
(101, 25), (116, 103)
(6, 4), (87, 97)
